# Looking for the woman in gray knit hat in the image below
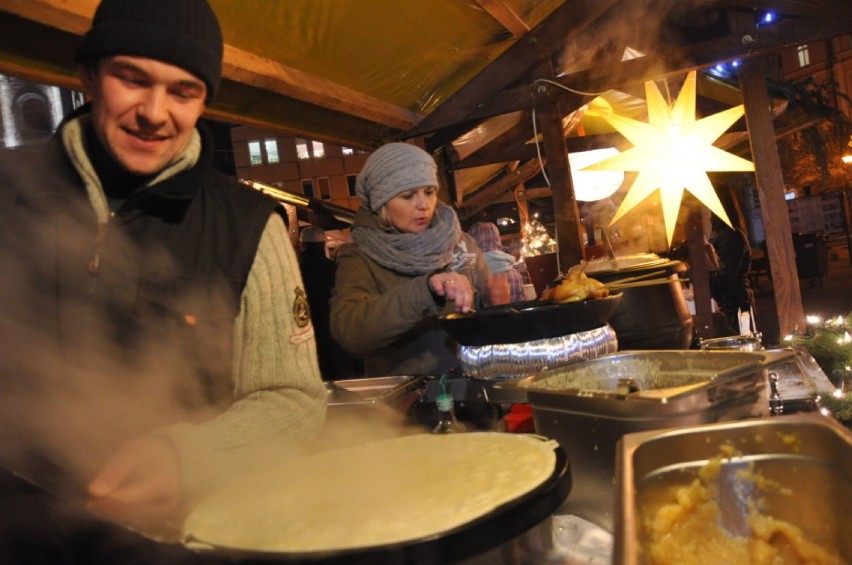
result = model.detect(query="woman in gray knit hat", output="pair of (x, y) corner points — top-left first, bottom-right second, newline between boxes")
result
(330, 142), (503, 377)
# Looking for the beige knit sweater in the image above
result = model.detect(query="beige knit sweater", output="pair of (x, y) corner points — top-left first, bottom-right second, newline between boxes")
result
(64, 118), (327, 498)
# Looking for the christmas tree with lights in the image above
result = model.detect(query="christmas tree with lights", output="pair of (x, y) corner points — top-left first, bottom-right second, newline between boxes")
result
(521, 218), (556, 257)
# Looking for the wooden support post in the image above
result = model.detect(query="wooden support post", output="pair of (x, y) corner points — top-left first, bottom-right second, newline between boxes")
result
(739, 56), (805, 337)
(535, 95), (585, 272)
(686, 204), (714, 338)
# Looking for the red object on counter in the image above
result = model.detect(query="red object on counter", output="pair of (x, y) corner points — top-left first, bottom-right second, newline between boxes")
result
(503, 403), (535, 433)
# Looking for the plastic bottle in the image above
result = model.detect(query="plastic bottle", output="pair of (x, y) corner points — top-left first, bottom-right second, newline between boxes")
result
(432, 377), (467, 433)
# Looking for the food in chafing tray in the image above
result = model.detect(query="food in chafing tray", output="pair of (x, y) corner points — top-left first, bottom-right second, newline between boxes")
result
(641, 441), (843, 565)
(539, 271), (609, 304)
(182, 433), (557, 553)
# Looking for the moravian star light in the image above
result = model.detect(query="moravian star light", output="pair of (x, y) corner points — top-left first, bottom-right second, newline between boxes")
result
(582, 71), (754, 244)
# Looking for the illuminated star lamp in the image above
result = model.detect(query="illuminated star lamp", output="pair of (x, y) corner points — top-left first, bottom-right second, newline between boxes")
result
(582, 70), (755, 245)
(568, 147), (624, 201)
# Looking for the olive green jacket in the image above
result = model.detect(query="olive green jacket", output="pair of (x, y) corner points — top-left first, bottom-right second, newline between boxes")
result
(330, 233), (489, 376)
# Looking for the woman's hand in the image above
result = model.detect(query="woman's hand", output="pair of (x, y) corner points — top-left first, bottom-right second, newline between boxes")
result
(429, 272), (475, 313)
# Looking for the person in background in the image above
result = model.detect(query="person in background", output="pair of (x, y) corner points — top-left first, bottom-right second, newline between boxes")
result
(709, 184), (754, 335)
(299, 225), (361, 380)
(468, 222), (525, 303)
(0, 0), (326, 551)
(330, 142), (504, 377)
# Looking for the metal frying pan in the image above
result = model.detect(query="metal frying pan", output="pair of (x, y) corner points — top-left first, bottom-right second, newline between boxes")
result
(184, 440), (571, 564)
(437, 293), (622, 346)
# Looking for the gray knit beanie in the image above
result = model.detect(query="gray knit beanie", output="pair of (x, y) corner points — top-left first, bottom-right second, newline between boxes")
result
(76, 0), (223, 103)
(355, 142), (439, 211)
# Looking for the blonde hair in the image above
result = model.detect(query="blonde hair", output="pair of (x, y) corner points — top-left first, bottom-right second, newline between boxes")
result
(377, 205), (408, 233)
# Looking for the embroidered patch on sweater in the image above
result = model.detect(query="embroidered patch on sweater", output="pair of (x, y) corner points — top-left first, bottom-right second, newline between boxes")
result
(293, 287), (311, 328)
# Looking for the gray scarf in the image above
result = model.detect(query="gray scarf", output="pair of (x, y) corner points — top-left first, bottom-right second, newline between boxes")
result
(351, 203), (462, 275)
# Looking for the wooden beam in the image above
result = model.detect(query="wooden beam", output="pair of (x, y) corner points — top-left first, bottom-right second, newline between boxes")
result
(473, 0), (530, 37)
(1, 0), (419, 132)
(448, 116), (534, 170)
(444, 112), (525, 163)
(406, 0), (619, 138)
(553, 11), (852, 97)
(514, 186), (552, 200)
(444, 80), (588, 127)
(686, 203), (715, 338)
(0, 0), (96, 35)
(0, 59), (81, 92)
(739, 56), (805, 339)
(493, 186), (553, 204)
(529, 53), (586, 273)
(222, 45), (419, 132)
(200, 106), (373, 151)
(451, 128), (623, 171)
(538, 97), (585, 271)
(459, 159), (543, 219)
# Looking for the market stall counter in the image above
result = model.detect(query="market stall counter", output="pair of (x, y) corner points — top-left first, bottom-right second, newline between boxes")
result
(2, 346), (845, 565)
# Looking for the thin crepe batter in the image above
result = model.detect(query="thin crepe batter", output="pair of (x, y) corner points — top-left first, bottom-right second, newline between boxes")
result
(182, 432), (557, 553)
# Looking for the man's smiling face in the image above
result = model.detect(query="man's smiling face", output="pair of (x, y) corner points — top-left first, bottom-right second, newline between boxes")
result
(80, 55), (207, 176)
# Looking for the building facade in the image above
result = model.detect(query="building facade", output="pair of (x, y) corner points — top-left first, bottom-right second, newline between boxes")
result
(230, 126), (368, 214)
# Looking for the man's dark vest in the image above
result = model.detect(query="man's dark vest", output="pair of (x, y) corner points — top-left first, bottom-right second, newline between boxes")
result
(0, 120), (282, 411)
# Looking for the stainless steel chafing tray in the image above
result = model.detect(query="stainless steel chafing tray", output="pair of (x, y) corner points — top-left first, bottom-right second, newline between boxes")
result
(321, 376), (428, 444)
(614, 413), (852, 564)
(520, 349), (795, 530)
(325, 375), (424, 408)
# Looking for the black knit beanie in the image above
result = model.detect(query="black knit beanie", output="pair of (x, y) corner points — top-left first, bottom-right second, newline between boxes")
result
(76, 0), (223, 103)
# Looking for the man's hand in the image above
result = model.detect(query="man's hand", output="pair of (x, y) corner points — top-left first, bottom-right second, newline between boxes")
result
(87, 436), (182, 523)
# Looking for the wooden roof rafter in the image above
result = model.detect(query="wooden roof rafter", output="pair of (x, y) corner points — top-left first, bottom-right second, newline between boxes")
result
(405, 0), (620, 139)
(0, 0), (421, 135)
(473, 0), (531, 38)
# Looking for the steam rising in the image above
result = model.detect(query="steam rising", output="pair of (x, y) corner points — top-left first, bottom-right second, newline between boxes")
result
(0, 175), (224, 494)
(0, 167), (422, 520)
(556, 0), (719, 255)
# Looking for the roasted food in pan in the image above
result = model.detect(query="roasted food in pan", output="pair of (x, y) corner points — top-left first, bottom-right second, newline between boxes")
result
(539, 271), (609, 304)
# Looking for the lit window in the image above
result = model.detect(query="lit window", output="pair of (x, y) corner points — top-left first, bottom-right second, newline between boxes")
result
(312, 140), (325, 158)
(797, 44), (810, 67)
(248, 141), (262, 166)
(302, 179), (314, 199)
(346, 174), (357, 197)
(264, 139), (279, 164)
(295, 138), (310, 160)
(342, 146), (354, 156)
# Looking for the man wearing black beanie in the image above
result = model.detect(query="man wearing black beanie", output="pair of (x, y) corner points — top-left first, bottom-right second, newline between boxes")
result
(0, 0), (326, 557)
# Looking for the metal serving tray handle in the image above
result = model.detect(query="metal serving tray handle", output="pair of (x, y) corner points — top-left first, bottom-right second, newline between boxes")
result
(325, 375), (425, 407)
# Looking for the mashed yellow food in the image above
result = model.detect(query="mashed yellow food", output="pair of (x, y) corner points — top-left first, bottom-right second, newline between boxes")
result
(642, 443), (843, 565)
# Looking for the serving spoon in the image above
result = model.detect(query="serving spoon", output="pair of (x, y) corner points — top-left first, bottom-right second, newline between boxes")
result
(716, 458), (757, 538)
